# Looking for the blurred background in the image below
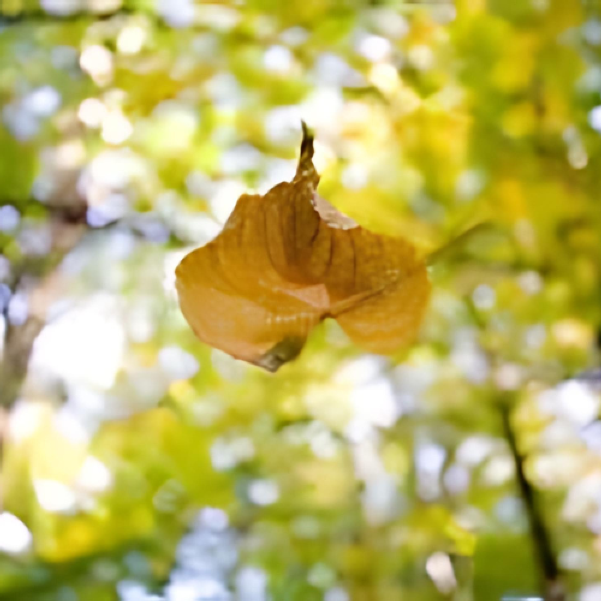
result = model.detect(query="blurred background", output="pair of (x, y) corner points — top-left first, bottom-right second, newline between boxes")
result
(1, 0), (601, 599)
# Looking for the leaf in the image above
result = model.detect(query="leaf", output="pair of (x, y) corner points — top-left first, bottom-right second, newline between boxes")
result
(176, 123), (431, 371)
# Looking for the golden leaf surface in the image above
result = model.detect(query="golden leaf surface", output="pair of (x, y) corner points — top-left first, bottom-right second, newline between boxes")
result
(176, 124), (431, 371)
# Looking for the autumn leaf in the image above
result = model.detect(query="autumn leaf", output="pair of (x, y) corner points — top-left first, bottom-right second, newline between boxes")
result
(176, 123), (431, 371)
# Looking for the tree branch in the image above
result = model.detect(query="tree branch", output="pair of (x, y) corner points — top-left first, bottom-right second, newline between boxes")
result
(1, 6), (136, 23)
(498, 398), (565, 601)
(0, 212), (88, 507)
(0, 315), (45, 409)
(0, 6), (175, 29)
(466, 295), (566, 600)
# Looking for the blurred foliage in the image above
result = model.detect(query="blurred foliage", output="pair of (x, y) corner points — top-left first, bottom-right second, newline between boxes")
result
(0, 0), (601, 600)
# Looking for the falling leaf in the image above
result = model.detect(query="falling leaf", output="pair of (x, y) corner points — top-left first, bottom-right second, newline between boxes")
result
(176, 123), (431, 371)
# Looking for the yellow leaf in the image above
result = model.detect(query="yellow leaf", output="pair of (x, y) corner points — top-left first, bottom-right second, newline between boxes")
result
(176, 123), (431, 371)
